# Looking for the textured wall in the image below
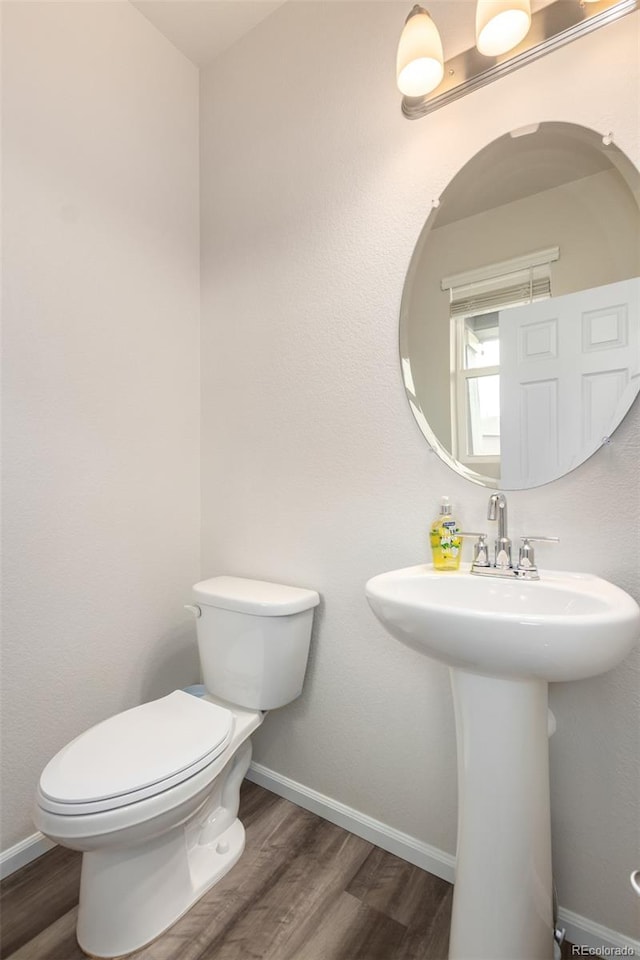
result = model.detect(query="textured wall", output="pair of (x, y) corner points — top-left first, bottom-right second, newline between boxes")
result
(1, 1), (201, 847)
(200, 3), (640, 938)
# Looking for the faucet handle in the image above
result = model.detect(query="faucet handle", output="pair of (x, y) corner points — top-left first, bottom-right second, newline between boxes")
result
(518, 536), (559, 572)
(520, 536), (560, 543)
(458, 532), (490, 567)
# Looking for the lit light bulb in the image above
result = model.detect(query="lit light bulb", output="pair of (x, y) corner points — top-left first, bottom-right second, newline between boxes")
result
(475, 0), (532, 57)
(396, 5), (444, 98)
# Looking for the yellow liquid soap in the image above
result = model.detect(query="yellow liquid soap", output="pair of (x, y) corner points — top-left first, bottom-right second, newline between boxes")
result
(430, 496), (462, 571)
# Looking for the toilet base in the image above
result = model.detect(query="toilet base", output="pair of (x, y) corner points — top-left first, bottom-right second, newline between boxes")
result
(76, 741), (251, 958)
(78, 819), (245, 959)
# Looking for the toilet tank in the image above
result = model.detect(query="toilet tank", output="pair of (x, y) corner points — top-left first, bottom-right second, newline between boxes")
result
(190, 577), (320, 710)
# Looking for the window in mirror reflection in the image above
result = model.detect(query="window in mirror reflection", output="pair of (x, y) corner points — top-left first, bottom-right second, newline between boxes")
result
(466, 373), (500, 457)
(463, 314), (500, 368)
(451, 260), (552, 469)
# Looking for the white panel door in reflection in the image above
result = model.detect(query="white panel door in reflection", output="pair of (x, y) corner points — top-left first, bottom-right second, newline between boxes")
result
(500, 278), (639, 487)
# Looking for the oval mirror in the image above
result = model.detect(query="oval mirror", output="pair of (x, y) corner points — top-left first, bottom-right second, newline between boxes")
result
(400, 122), (640, 489)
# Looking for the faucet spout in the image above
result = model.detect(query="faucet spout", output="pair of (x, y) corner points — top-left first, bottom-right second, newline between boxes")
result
(488, 493), (507, 540)
(488, 493), (511, 568)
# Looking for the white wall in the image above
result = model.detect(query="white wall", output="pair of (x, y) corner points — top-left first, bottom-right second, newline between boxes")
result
(1, 1), (200, 848)
(200, 3), (640, 940)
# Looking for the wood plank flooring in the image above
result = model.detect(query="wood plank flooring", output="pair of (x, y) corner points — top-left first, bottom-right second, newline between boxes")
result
(0, 782), (576, 960)
(0, 783), (451, 960)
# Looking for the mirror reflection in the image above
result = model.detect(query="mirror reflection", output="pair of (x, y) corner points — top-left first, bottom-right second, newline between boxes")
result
(400, 122), (640, 489)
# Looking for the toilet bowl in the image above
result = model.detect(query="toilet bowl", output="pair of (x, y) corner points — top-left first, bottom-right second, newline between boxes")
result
(34, 576), (319, 959)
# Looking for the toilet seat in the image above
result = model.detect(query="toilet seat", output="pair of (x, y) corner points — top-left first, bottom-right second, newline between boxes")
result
(38, 691), (233, 816)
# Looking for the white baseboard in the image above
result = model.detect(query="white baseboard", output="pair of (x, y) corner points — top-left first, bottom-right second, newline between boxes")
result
(557, 907), (640, 956)
(247, 761), (640, 956)
(0, 832), (55, 880)
(247, 761), (456, 883)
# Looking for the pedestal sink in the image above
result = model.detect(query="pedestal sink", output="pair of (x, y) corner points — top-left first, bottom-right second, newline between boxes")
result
(365, 564), (640, 960)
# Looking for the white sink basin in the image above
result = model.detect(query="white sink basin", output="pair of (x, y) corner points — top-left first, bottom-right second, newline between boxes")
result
(365, 562), (640, 959)
(365, 564), (640, 682)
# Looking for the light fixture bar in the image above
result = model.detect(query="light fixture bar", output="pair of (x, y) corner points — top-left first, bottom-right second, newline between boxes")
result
(402, 0), (638, 119)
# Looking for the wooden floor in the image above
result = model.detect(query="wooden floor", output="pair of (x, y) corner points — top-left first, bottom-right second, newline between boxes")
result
(1, 782), (575, 960)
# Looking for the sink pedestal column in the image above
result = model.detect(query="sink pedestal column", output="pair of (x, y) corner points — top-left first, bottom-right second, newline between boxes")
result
(448, 669), (554, 960)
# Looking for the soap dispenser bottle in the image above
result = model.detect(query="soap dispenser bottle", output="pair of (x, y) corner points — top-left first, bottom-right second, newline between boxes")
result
(430, 496), (462, 571)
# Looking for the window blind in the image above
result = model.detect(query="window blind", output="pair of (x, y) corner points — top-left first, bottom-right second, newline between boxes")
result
(449, 267), (551, 319)
(442, 247), (557, 319)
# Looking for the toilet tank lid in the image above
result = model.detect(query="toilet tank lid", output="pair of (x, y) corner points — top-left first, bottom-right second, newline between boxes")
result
(193, 576), (319, 616)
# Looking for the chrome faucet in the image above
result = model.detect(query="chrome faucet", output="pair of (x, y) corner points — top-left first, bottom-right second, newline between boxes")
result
(488, 493), (511, 569)
(461, 492), (559, 580)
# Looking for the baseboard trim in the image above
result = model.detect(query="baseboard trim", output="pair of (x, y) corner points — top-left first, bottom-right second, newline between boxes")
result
(0, 832), (56, 880)
(247, 761), (640, 955)
(557, 907), (640, 955)
(247, 761), (455, 882)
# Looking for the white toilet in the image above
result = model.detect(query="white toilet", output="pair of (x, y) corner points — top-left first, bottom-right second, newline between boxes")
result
(34, 576), (319, 959)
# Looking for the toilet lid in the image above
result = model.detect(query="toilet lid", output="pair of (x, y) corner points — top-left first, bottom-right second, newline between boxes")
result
(38, 691), (233, 813)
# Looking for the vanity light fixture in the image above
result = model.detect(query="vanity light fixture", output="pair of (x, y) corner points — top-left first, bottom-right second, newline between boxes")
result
(398, 0), (638, 119)
(396, 6), (444, 97)
(475, 0), (532, 56)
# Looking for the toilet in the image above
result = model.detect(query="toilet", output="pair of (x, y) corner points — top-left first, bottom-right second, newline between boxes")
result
(33, 576), (319, 959)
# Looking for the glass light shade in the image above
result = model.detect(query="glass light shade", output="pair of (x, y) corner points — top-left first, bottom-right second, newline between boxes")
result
(397, 7), (444, 97)
(476, 0), (532, 57)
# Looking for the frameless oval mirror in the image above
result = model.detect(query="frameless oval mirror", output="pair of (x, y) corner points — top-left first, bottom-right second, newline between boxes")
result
(400, 122), (640, 489)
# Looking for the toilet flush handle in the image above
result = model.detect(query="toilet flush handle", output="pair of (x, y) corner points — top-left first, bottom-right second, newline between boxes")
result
(184, 604), (202, 618)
